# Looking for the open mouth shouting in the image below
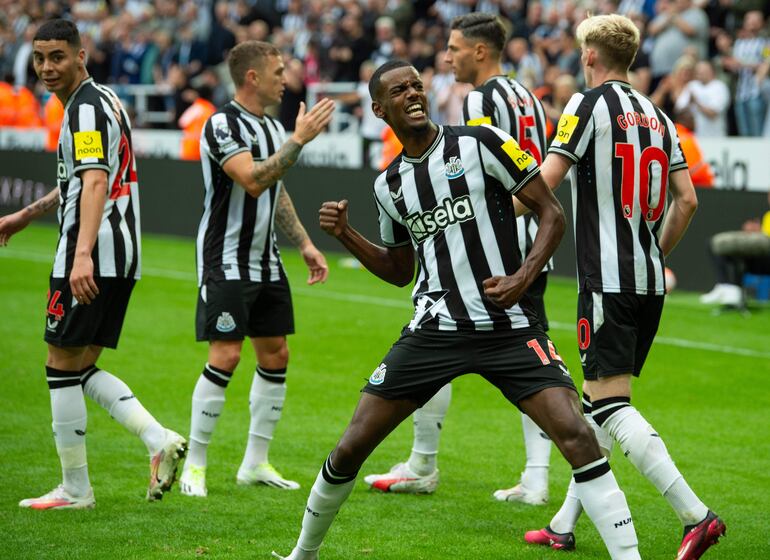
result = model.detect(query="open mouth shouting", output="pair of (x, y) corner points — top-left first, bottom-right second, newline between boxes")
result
(405, 102), (426, 119)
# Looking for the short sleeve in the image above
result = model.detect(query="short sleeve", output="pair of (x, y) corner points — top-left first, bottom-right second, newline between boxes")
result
(203, 112), (249, 165)
(463, 89), (497, 127)
(477, 124), (540, 195)
(667, 119), (689, 173)
(548, 93), (595, 163)
(70, 101), (111, 174)
(374, 174), (411, 247)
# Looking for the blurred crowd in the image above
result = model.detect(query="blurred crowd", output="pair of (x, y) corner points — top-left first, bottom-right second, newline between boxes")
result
(1, 0), (770, 140)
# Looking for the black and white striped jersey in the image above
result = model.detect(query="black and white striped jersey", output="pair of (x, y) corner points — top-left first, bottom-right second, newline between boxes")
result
(463, 74), (552, 273)
(196, 100), (286, 286)
(375, 124), (542, 332)
(53, 77), (141, 279)
(549, 80), (688, 295)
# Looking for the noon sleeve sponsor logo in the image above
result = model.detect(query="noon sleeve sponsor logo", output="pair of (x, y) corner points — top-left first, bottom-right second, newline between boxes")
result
(556, 114), (579, 144)
(466, 116), (492, 126)
(501, 138), (534, 171)
(405, 195), (475, 243)
(73, 131), (104, 161)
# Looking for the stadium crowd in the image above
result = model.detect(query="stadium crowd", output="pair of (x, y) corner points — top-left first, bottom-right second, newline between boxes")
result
(1, 0), (769, 138)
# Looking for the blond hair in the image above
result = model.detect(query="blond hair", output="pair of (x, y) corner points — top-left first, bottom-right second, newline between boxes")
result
(227, 40), (281, 88)
(576, 15), (640, 72)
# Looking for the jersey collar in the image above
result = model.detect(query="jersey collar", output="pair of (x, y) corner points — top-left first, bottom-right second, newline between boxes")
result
(402, 125), (443, 165)
(63, 77), (93, 111)
(231, 100), (265, 121)
(604, 79), (632, 88)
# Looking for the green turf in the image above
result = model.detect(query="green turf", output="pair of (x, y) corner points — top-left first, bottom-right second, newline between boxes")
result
(1, 224), (768, 559)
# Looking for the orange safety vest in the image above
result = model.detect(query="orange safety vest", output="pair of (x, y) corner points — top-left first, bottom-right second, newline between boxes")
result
(379, 126), (403, 171)
(179, 98), (217, 161)
(675, 123), (714, 188)
(44, 95), (64, 152)
(0, 82), (17, 125)
(15, 86), (43, 127)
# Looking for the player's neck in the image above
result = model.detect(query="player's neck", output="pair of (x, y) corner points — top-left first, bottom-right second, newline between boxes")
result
(399, 122), (440, 159)
(233, 92), (266, 118)
(590, 68), (630, 88)
(57, 70), (89, 105)
(473, 63), (504, 87)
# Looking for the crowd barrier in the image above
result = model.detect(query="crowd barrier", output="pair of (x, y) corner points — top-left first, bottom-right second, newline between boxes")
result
(1, 149), (767, 292)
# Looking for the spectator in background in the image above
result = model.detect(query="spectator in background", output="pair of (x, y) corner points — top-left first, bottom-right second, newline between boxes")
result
(371, 16), (397, 67)
(723, 10), (768, 136)
(173, 24), (207, 79)
(328, 60), (386, 168)
(207, 1), (237, 67)
(648, 0), (709, 88)
(178, 84), (216, 160)
(82, 31), (111, 84)
(675, 60), (730, 136)
(629, 12), (653, 94)
(674, 109), (715, 187)
(43, 94), (64, 152)
(328, 13), (372, 82)
(12, 22), (36, 88)
(651, 54), (695, 118)
(111, 25), (149, 84)
(504, 37), (543, 88)
(279, 57), (307, 131)
(430, 50), (471, 125)
(0, 78), (16, 125)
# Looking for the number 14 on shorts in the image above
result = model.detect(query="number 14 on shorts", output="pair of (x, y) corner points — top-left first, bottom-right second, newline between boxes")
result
(527, 339), (564, 366)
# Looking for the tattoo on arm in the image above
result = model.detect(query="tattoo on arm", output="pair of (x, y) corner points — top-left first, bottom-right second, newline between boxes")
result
(25, 188), (60, 218)
(250, 139), (303, 189)
(275, 187), (309, 248)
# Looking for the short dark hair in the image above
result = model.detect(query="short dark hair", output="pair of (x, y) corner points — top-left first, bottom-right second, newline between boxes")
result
(227, 40), (281, 88)
(450, 13), (506, 53)
(368, 60), (412, 101)
(34, 19), (81, 48)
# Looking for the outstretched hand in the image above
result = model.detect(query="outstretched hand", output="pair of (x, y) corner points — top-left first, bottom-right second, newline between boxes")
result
(0, 211), (31, 246)
(483, 274), (527, 309)
(319, 200), (349, 238)
(300, 243), (329, 285)
(292, 98), (335, 146)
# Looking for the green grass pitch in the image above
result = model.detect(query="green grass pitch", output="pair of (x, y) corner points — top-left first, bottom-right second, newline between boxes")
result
(1, 224), (768, 559)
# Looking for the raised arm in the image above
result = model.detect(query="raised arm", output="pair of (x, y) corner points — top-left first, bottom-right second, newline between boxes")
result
(319, 200), (415, 287)
(0, 186), (60, 246)
(223, 99), (335, 198)
(275, 187), (328, 285)
(658, 168), (698, 256)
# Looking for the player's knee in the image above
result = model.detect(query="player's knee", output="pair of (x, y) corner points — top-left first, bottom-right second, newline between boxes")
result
(555, 417), (599, 463)
(257, 339), (289, 369)
(330, 441), (365, 475)
(210, 347), (241, 372)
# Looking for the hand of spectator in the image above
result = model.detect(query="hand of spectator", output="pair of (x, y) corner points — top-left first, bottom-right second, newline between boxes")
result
(291, 99), (335, 146)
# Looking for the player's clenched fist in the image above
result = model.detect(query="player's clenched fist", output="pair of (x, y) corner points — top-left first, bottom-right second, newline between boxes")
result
(319, 200), (349, 237)
(291, 98), (335, 146)
(483, 274), (527, 309)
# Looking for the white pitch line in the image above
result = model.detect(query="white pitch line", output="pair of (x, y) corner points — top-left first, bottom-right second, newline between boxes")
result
(3, 249), (769, 359)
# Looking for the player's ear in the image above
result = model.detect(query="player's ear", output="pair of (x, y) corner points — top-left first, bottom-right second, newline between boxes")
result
(475, 42), (486, 61)
(372, 100), (385, 120)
